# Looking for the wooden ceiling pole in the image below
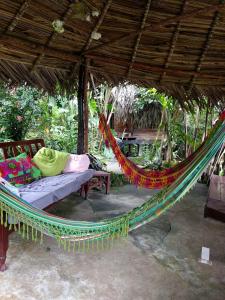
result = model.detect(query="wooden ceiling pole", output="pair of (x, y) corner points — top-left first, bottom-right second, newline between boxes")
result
(82, 0), (112, 52)
(0, 35), (80, 62)
(69, 0), (112, 81)
(84, 2), (225, 55)
(127, 0), (152, 78)
(0, 52), (68, 71)
(159, 0), (188, 84)
(4, 0), (30, 33)
(88, 53), (225, 81)
(31, 1), (75, 73)
(88, 65), (225, 87)
(189, 0), (224, 90)
(77, 58), (89, 154)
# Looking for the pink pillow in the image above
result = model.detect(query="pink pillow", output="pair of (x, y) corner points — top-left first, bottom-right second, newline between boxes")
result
(63, 154), (90, 173)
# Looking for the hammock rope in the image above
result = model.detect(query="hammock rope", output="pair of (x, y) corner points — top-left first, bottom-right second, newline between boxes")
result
(0, 112), (224, 252)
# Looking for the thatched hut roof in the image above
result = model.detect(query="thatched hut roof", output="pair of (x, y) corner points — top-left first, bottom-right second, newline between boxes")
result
(112, 85), (163, 129)
(0, 1), (225, 109)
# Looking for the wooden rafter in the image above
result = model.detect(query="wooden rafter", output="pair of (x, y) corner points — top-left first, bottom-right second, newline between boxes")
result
(31, 1), (75, 73)
(84, 2), (225, 55)
(68, 0), (112, 82)
(0, 51), (69, 71)
(6, 0), (30, 33)
(189, 1), (223, 89)
(82, 0), (112, 52)
(159, 0), (188, 84)
(1, 33), (225, 84)
(88, 65), (225, 88)
(127, 0), (152, 78)
(88, 54), (225, 81)
(4, 0), (30, 33)
(0, 34), (80, 62)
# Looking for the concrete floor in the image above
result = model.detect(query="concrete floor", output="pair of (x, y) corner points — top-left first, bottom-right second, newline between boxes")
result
(0, 183), (225, 300)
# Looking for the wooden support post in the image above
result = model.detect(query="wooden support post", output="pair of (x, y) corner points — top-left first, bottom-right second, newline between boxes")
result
(0, 224), (10, 272)
(77, 58), (89, 154)
(84, 81), (89, 154)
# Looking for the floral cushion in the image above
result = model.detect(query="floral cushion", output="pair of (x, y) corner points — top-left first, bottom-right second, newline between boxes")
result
(0, 153), (41, 186)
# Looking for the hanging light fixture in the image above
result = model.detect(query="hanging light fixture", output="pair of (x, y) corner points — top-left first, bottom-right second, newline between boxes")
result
(52, 19), (64, 33)
(91, 31), (102, 40)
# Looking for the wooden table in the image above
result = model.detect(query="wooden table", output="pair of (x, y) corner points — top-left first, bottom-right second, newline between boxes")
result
(82, 170), (110, 199)
(120, 137), (154, 156)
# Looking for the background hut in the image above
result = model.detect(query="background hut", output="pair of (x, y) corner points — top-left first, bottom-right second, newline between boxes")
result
(112, 85), (164, 141)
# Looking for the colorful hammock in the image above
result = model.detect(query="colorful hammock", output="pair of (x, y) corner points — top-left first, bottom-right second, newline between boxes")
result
(0, 112), (224, 252)
(98, 112), (224, 188)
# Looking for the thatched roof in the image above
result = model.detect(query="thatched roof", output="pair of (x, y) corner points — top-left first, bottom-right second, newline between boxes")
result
(112, 85), (163, 129)
(1, 0), (225, 109)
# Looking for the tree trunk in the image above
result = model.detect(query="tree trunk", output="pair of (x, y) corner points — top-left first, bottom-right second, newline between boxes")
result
(203, 104), (209, 142)
(193, 107), (200, 152)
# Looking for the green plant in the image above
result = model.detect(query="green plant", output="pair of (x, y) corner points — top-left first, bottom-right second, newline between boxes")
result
(0, 85), (42, 141)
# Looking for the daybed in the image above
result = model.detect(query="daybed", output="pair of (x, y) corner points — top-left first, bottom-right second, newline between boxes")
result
(204, 174), (225, 223)
(0, 139), (94, 271)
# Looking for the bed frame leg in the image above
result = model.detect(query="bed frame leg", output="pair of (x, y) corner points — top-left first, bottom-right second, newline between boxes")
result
(0, 224), (9, 272)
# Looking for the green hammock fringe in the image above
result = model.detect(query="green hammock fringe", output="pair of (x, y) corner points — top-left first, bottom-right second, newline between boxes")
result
(0, 119), (224, 253)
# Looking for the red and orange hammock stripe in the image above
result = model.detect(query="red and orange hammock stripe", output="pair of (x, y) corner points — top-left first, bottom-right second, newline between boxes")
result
(98, 111), (225, 189)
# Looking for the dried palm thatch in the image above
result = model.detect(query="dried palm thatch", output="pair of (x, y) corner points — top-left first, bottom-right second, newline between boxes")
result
(0, 1), (225, 109)
(112, 85), (162, 130)
(133, 102), (162, 129)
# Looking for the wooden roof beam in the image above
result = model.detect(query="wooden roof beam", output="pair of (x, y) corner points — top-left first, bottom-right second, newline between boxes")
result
(5, 0), (30, 33)
(88, 53), (225, 81)
(31, 1), (75, 73)
(0, 34), (80, 63)
(68, 0), (112, 82)
(82, 0), (112, 52)
(127, 0), (152, 78)
(159, 0), (188, 84)
(84, 2), (225, 54)
(89, 65), (225, 87)
(189, 1), (223, 90)
(0, 52), (69, 72)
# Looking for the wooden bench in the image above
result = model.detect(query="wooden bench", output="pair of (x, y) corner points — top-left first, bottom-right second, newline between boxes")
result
(204, 175), (225, 223)
(0, 139), (93, 271)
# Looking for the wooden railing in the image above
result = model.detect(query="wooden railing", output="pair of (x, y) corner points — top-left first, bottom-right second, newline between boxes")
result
(0, 139), (45, 159)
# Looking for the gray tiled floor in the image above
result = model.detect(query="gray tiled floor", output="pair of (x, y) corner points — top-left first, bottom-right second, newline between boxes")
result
(1, 183), (225, 300)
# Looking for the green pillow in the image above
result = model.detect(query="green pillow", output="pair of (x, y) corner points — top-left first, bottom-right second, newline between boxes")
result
(33, 147), (69, 177)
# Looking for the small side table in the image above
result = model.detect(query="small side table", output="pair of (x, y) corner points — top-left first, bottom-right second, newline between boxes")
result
(81, 170), (111, 199)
